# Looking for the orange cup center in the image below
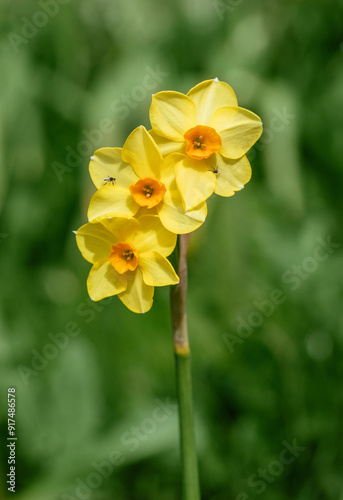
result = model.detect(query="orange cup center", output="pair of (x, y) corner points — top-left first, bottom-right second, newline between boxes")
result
(184, 125), (222, 160)
(129, 177), (166, 209)
(109, 242), (139, 274)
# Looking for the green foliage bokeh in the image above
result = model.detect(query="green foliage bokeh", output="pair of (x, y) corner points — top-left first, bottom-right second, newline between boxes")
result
(0, 0), (343, 499)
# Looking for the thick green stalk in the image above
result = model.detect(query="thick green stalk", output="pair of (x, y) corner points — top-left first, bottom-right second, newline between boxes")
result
(175, 352), (200, 499)
(170, 234), (200, 500)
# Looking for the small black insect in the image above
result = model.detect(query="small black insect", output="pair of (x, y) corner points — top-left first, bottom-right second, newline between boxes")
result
(213, 167), (220, 174)
(103, 176), (116, 185)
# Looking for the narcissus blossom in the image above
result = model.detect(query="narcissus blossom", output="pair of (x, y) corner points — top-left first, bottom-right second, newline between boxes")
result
(74, 215), (179, 313)
(88, 126), (207, 234)
(149, 78), (263, 211)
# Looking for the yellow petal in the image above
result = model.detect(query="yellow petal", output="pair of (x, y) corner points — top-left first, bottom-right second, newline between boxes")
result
(75, 223), (114, 263)
(214, 155), (252, 197)
(87, 185), (138, 223)
(122, 126), (163, 179)
(174, 156), (217, 211)
(150, 91), (196, 141)
(157, 197), (207, 234)
(118, 268), (154, 313)
(139, 252), (179, 287)
(210, 106), (263, 159)
(159, 152), (185, 182)
(100, 217), (140, 242)
(158, 162), (207, 233)
(87, 259), (127, 301)
(187, 79), (238, 125)
(89, 148), (137, 189)
(135, 206), (158, 218)
(149, 130), (185, 157)
(129, 215), (177, 257)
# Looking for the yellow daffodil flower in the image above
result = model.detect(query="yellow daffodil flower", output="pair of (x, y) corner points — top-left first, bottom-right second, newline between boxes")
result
(149, 78), (263, 211)
(74, 215), (179, 313)
(88, 126), (207, 234)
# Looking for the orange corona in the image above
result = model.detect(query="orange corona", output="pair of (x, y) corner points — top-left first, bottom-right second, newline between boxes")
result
(129, 177), (166, 209)
(108, 242), (139, 274)
(184, 125), (222, 160)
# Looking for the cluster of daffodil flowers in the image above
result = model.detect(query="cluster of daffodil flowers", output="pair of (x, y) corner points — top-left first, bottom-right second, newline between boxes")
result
(75, 79), (262, 313)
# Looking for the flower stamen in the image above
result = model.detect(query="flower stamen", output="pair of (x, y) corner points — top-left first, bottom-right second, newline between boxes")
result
(122, 248), (135, 261)
(144, 185), (154, 198)
(193, 135), (206, 149)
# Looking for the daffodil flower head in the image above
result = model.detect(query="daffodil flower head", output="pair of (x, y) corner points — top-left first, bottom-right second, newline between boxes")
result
(74, 215), (179, 313)
(87, 126), (207, 234)
(149, 78), (263, 211)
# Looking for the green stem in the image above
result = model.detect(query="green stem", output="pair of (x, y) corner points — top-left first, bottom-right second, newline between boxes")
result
(170, 234), (200, 500)
(175, 352), (200, 499)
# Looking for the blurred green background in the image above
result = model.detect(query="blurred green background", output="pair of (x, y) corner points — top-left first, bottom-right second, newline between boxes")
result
(1, 0), (343, 499)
